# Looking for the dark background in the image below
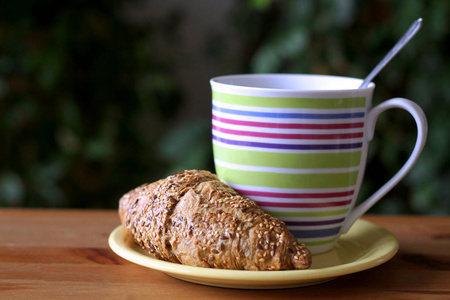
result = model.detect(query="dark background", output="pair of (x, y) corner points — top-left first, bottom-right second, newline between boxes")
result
(1, 0), (448, 214)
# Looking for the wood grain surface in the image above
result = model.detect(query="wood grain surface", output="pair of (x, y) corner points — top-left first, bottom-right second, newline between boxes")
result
(0, 209), (448, 299)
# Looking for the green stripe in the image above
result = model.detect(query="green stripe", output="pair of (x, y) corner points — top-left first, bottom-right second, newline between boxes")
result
(212, 91), (366, 109)
(215, 166), (358, 189)
(213, 144), (362, 169)
(303, 238), (337, 247)
(264, 209), (349, 217)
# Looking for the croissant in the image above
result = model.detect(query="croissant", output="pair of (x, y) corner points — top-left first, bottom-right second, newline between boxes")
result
(119, 170), (311, 270)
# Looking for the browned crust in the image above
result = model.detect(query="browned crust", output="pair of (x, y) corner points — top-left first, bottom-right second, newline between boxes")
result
(119, 170), (311, 270)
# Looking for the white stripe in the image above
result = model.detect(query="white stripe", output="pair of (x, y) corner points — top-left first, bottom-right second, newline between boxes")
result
(258, 206), (351, 213)
(252, 197), (354, 203)
(287, 223), (345, 230)
(222, 182), (356, 194)
(213, 110), (366, 124)
(213, 119), (365, 134)
(214, 159), (360, 174)
(212, 100), (366, 114)
(213, 130), (364, 145)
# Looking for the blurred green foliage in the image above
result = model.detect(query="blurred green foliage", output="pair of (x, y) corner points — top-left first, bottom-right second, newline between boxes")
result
(0, 0), (184, 208)
(0, 0), (448, 214)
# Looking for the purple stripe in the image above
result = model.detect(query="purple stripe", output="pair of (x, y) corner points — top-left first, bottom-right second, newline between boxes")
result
(213, 135), (363, 150)
(283, 218), (345, 226)
(290, 227), (341, 238)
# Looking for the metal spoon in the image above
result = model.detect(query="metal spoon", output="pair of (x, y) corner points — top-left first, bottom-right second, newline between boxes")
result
(359, 18), (423, 89)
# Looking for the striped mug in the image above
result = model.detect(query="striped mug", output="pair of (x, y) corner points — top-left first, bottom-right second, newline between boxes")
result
(210, 74), (427, 254)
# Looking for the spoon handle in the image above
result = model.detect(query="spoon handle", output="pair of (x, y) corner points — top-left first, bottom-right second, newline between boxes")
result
(359, 18), (423, 89)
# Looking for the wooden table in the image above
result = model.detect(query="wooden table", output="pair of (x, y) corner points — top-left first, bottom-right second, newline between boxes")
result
(0, 209), (448, 299)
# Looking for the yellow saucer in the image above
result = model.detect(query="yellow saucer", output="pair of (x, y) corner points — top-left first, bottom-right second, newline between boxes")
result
(108, 219), (398, 289)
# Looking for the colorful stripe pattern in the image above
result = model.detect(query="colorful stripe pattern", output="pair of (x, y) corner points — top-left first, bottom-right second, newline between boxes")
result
(212, 91), (367, 251)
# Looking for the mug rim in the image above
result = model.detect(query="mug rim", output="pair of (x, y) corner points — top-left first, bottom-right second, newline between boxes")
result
(210, 73), (375, 96)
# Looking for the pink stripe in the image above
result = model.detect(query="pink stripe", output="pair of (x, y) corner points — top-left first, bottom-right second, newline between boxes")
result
(234, 189), (354, 199)
(213, 115), (364, 129)
(256, 199), (352, 208)
(213, 125), (363, 140)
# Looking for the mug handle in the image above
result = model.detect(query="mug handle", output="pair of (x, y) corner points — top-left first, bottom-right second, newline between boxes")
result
(340, 98), (428, 233)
